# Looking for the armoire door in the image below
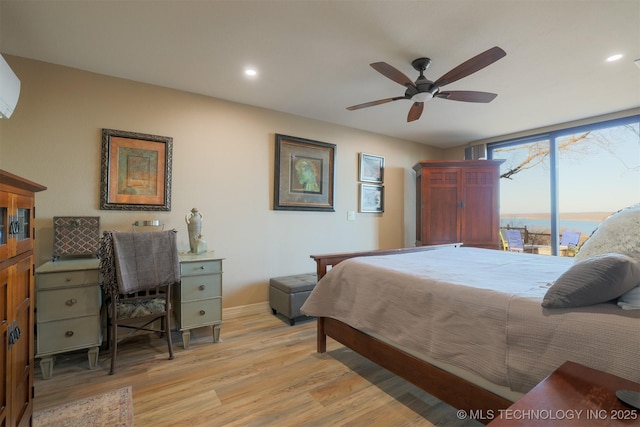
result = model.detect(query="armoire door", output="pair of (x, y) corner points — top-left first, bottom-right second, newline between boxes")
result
(418, 167), (461, 245)
(459, 166), (501, 248)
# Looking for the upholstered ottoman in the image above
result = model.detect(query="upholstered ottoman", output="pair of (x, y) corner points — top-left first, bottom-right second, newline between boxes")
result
(269, 273), (317, 325)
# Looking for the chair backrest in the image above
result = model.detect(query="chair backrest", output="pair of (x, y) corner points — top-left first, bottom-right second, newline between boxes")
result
(100, 230), (180, 296)
(560, 231), (581, 248)
(505, 229), (524, 251)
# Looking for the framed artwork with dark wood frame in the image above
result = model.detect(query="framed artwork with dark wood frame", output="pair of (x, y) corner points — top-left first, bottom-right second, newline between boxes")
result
(100, 128), (173, 211)
(360, 183), (384, 213)
(359, 152), (384, 183)
(274, 134), (336, 211)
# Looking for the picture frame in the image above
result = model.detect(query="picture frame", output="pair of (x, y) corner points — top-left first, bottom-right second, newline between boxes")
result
(359, 152), (384, 183)
(274, 134), (336, 211)
(100, 128), (173, 211)
(360, 183), (384, 213)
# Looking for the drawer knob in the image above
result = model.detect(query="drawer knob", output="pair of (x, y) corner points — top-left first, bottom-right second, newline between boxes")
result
(66, 298), (77, 306)
(199, 285), (205, 291)
(199, 310), (206, 316)
(65, 331), (74, 337)
(200, 266), (205, 270)
(65, 278), (72, 282)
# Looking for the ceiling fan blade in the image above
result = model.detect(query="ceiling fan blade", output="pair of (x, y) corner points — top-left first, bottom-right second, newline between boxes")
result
(407, 102), (424, 122)
(370, 62), (417, 88)
(434, 46), (506, 87)
(347, 96), (405, 111)
(436, 91), (498, 103)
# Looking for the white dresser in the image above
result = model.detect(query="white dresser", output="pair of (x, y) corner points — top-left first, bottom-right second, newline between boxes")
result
(175, 252), (223, 349)
(35, 258), (102, 379)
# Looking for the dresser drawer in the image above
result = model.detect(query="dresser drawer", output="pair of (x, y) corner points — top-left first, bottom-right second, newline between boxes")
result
(179, 275), (221, 301)
(37, 315), (101, 355)
(180, 259), (222, 276)
(36, 285), (101, 322)
(178, 299), (221, 329)
(37, 269), (98, 290)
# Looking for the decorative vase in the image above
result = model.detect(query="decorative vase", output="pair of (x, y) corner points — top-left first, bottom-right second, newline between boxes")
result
(185, 208), (202, 253)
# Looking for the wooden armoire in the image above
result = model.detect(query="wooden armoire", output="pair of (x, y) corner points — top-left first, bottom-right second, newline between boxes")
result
(0, 170), (46, 427)
(413, 160), (503, 249)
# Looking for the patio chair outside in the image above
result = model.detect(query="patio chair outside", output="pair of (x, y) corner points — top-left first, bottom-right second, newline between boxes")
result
(499, 230), (509, 251)
(505, 229), (525, 252)
(560, 231), (581, 256)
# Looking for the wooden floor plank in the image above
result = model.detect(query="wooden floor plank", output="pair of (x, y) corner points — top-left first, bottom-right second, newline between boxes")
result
(34, 311), (481, 426)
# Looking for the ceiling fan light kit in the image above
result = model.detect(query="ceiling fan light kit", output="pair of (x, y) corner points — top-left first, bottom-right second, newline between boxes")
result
(412, 92), (434, 102)
(347, 46), (507, 122)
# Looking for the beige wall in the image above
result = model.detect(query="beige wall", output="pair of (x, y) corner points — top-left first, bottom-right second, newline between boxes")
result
(0, 55), (441, 308)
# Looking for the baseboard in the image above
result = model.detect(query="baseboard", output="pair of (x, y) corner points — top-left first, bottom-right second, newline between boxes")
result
(223, 301), (270, 320)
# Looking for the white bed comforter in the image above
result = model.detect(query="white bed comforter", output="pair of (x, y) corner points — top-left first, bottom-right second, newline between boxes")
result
(301, 246), (640, 393)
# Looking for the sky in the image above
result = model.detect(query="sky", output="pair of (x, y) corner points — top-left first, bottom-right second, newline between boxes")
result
(494, 122), (639, 215)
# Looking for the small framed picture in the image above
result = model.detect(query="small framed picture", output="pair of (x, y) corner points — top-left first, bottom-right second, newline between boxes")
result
(359, 153), (384, 183)
(360, 183), (384, 213)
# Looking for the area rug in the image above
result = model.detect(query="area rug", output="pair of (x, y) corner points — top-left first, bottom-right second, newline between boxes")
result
(33, 385), (134, 427)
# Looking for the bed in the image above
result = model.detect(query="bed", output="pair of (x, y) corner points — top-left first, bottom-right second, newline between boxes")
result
(301, 241), (640, 420)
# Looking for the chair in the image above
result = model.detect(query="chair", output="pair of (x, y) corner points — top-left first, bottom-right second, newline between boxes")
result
(560, 231), (581, 256)
(504, 229), (525, 252)
(99, 230), (180, 374)
(499, 230), (509, 251)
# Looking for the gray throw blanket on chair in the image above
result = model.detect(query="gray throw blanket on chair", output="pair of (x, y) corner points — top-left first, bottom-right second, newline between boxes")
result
(109, 230), (180, 294)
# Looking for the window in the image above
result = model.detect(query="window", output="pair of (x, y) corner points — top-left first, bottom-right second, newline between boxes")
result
(488, 114), (639, 255)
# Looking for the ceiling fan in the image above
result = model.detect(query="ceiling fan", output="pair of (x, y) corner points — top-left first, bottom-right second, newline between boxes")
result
(347, 46), (506, 122)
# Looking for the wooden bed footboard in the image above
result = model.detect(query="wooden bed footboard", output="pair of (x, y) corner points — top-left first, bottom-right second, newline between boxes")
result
(310, 244), (512, 424)
(318, 317), (512, 423)
(310, 243), (461, 280)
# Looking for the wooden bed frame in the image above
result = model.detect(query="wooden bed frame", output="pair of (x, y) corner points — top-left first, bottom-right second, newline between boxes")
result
(310, 245), (513, 423)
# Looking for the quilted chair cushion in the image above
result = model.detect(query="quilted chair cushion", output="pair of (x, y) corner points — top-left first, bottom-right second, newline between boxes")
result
(111, 298), (166, 319)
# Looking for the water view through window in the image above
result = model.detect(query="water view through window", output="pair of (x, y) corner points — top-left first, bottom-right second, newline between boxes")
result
(489, 115), (639, 254)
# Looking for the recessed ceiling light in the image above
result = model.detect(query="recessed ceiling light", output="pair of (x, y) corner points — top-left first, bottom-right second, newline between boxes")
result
(244, 68), (258, 77)
(606, 54), (623, 62)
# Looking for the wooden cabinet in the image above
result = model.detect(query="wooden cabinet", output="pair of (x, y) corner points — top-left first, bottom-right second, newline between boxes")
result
(175, 253), (223, 349)
(413, 160), (503, 249)
(35, 258), (102, 380)
(0, 170), (46, 427)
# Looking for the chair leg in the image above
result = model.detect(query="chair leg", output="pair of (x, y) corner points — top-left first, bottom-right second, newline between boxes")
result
(165, 312), (174, 360)
(110, 305), (117, 375)
(106, 312), (111, 350)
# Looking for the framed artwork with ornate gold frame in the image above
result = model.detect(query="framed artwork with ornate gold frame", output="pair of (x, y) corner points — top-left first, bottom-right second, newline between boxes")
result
(100, 128), (173, 211)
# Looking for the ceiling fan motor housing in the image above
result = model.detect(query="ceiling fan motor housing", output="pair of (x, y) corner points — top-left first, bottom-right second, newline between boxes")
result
(409, 57), (438, 100)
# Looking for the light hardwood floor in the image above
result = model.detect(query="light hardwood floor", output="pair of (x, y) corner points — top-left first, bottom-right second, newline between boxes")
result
(34, 311), (482, 426)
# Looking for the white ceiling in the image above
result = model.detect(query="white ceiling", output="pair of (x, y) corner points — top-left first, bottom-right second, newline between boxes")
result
(1, 0), (639, 148)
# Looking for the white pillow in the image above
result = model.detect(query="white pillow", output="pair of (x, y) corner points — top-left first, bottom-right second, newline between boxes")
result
(574, 204), (640, 262)
(618, 285), (640, 310)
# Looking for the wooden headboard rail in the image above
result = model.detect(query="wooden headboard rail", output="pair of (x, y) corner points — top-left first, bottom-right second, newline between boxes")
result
(310, 243), (461, 280)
